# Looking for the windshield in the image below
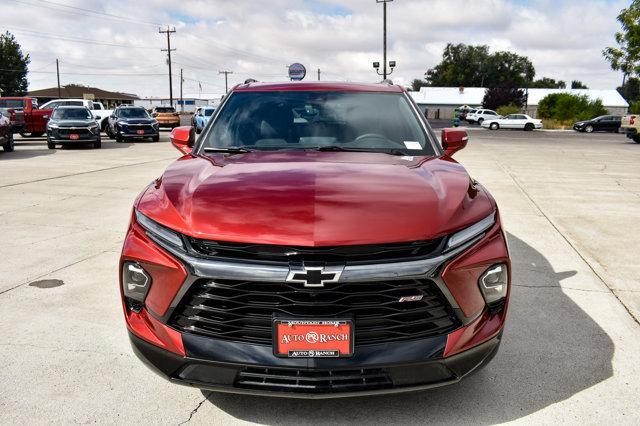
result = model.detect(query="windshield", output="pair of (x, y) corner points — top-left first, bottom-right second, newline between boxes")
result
(118, 108), (150, 119)
(201, 91), (433, 155)
(52, 108), (92, 120)
(203, 108), (215, 117)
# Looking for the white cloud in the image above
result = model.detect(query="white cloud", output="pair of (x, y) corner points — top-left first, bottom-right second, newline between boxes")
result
(1, 0), (628, 97)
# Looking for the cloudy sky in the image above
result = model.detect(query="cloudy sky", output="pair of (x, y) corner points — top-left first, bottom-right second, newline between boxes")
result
(1, 0), (630, 98)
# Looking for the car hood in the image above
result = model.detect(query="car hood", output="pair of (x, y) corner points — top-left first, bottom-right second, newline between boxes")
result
(137, 152), (495, 246)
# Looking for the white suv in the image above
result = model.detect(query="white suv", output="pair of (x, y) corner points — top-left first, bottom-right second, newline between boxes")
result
(466, 109), (498, 124)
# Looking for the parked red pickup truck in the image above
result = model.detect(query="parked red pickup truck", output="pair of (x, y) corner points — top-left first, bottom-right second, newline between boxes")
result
(0, 97), (51, 137)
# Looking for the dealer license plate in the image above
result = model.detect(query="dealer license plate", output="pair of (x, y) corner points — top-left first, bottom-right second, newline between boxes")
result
(136, 130), (145, 135)
(273, 319), (353, 358)
(69, 134), (79, 140)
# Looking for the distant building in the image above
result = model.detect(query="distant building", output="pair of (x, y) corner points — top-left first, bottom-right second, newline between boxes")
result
(135, 93), (224, 113)
(410, 87), (629, 120)
(27, 84), (138, 108)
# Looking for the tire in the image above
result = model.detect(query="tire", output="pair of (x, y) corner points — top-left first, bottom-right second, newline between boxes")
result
(2, 132), (15, 152)
(633, 135), (640, 144)
(93, 136), (102, 149)
(101, 119), (108, 133)
(477, 118), (484, 125)
(107, 126), (116, 140)
(152, 135), (160, 142)
(585, 125), (594, 133)
(524, 123), (534, 131)
(47, 138), (55, 149)
(490, 123), (499, 130)
(116, 132), (123, 143)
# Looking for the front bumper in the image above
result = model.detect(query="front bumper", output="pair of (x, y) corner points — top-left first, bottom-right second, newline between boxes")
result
(122, 210), (510, 397)
(118, 127), (159, 139)
(156, 120), (180, 128)
(47, 130), (99, 142)
(130, 327), (502, 398)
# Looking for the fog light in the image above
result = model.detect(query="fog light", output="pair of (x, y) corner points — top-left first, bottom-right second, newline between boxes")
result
(479, 263), (508, 306)
(122, 262), (151, 310)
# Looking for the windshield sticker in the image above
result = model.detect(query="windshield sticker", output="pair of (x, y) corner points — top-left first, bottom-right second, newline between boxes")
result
(403, 141), (422, 150)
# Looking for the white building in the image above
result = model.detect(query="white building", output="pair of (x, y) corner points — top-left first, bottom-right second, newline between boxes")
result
(135, 93), (224, 113)
(409, 87), (629, 120)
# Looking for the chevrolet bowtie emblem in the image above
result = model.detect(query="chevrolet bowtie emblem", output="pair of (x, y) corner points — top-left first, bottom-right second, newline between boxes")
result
(286, 265), (344, 287)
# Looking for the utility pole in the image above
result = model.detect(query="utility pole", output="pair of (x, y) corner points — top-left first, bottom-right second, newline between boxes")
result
(159, 26), (176, 107)
(317, 68), (321, 81)
(56, 59), (61, 98)
(219, 70), (233, 93)
(179, 68), (184, 113)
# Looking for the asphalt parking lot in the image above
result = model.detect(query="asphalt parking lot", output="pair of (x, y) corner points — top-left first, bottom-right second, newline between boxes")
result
(1, 128), (639, 424)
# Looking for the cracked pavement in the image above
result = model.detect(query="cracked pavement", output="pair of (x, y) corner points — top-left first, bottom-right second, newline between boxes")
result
(0, 130), (639, 424)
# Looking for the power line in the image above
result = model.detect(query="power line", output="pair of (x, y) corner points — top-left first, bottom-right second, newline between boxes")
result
(0, 68), (165, 76)
(4, 27), (157, 50)
(7, 0), (163, 27)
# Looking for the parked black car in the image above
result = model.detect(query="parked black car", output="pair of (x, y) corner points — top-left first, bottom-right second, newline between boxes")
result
(46, 106), (101, 149)
(573, 115), (621, 133)
(107, 106), (160, 142)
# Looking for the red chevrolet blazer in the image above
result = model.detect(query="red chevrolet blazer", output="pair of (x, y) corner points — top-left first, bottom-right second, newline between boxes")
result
(120, 81), (511, 398)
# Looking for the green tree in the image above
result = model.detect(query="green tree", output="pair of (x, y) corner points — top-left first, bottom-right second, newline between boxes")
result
(0, 32), (30, 96)
(603, 1), (640, 84)
(483, 51), (535, 87)
(482, 86), (526, 111)
(409, 78), (428, 92)
(538, 93), (607, 121)
(617, 77), (640, 102)
(425, 44), (491, 87)
(496, 104), (521, 116)
(425, 44), (535, 87)
(529, 77), (566, 88)
(571, 80), (588, 89)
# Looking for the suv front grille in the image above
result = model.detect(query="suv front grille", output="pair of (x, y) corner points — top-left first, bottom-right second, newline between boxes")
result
(186, 238), (444, 263)
(170, 278), (460, 346)
(235, 366), (392, 393)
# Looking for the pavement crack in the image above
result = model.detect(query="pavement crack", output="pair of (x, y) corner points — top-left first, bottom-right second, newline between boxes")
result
(0, 249), (115, 297)
(513, 284), (610, 293)
(497, 162), (640, 327)
(0, 157), (175, 189)
(179, 393), (211, 425)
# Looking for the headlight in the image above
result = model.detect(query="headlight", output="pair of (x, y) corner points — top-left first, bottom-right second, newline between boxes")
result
(122, 262), (151, 312)
(445, 212), (495, 251)
(479, 263), (509, 309)
(89, 124), (99, 134)
(48, 123), (59, 129)
(135, 209), (184, 249)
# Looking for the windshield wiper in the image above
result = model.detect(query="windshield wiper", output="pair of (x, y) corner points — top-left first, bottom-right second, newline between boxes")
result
(313, 146), (407, 156)
(203, 147), (253, 154)
(313, 146), (366, 152)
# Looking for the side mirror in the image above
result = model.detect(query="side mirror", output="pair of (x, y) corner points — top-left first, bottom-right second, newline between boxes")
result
(170, 126), (195, 155)
(441, 128), (468, 157)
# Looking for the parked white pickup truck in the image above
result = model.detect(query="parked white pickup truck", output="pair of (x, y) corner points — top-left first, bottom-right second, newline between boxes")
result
(619, 114), (640, 143)
(39, 99), (114, 131)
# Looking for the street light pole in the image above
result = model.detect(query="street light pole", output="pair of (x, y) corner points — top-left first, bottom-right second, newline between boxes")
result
(374, 0), (394, 80)
(383, 0), (387, 79)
